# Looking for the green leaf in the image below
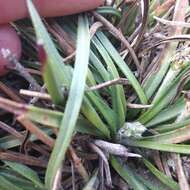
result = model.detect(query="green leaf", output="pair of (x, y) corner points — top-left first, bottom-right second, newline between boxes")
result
(45, 15), (91, 189)
(75, 116), (104, 137)
(143, 159), (179, 190)
(0, 97), (105, 138)
(0, 175), (24, 190)
(111, 156), (148, 190)
(90, 51), (110, 83)
(96, 32), (148, 104)
(0, 129), (52, 150)
(136, 174), (169, 190)
(143, 125), (190, 144)
(0, 171), (41, 190)
(139, 60), (190, 124)
(81, 98), (110, 138)
(86, 92), (117, 134)
(27, 0), (109, 138)
(155, 118), (190, 133)
(121, 139), (190, 154)
(139, 82), (179, 124)
(4, 161), (45, 189)
(27, 0), (71, 105)
(146, 98), (185, 127)
(23, 106), (63, 128)
(143, 43), (178, 99)
(92, 35), (126, 131)
(96, 6), (122, 19)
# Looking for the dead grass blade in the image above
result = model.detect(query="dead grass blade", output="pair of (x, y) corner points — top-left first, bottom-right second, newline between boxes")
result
(17, 115), (54, 148)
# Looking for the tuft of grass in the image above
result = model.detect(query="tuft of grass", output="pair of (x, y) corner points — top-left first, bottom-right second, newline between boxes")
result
(0, 0), (190, 189)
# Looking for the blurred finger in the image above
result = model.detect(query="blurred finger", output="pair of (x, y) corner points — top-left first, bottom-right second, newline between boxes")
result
(0, 0), (104, 24)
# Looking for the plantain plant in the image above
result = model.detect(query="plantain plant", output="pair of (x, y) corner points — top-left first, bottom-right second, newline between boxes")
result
(1, 0), (190, 189)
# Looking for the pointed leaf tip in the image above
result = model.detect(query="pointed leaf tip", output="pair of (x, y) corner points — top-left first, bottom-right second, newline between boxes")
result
(37, 40), (47, 69)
